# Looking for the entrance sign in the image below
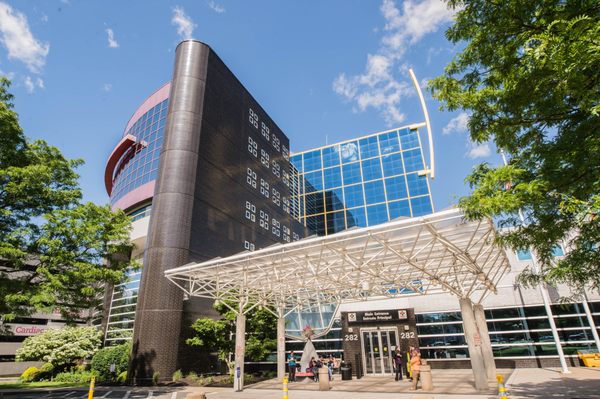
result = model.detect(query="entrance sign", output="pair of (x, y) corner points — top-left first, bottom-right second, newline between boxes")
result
(347, 309), (408, 324)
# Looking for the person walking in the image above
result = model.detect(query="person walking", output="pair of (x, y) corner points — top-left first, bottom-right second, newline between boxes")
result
(287, 351), (297, 382)
(327, 354), (335, 381)
(393, 349), (403, 381)
(409, 348), (422, 390)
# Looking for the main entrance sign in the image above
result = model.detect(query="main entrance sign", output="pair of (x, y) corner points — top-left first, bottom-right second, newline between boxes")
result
(347, 309), (408, 323)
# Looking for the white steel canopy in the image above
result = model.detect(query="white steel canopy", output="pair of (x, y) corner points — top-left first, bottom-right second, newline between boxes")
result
(165, 208), (510, 308)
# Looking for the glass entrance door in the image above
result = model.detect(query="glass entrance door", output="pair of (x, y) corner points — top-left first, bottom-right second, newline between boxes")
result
(361, 328), (398, 375)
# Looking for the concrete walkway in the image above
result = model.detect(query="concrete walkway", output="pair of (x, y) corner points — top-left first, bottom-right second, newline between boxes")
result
(248, 369), (512, 395)
(507, 367), (600, 398)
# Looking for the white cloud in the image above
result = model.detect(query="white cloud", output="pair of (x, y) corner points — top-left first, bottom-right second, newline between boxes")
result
(0, 2), (49, 73)
(106, 28), (119, 48)
(467, 142), (491, 159)
(207, 0), (225, 13)
(103, 83), (112, 92)
(333, 0), (456, 126)
(41, 14), (48, 23)
(23, 75), (43, 93)
(172, 6), (196, 40)
(443, 112), (469, 135)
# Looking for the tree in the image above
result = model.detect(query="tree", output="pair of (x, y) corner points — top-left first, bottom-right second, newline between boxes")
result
(186, 302), (277, 374)
(0, 77), (135, 321)
(430, 1), (600, 293)
(15, 326), (102, 368)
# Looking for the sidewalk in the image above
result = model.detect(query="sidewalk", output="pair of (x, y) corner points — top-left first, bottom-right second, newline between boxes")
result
(507, 367), (600, 398)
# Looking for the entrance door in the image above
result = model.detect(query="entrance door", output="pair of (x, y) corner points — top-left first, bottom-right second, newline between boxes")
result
(361, 328), (398, 375)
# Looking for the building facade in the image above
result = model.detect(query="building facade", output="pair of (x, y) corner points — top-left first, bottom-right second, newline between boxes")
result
(101, 40), (600, 382)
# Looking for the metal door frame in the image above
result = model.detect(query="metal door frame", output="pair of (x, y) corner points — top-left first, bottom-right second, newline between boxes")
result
(360, 327), (399, 376)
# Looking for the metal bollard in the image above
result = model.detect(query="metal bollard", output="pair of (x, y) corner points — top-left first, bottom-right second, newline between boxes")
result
(283, 376), (289, 399)
(496, 374), (508, 399)
(87, 375), (95, 399)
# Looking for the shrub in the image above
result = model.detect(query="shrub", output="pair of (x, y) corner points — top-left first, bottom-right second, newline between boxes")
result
(91, 343), (130, 381)
(37, 363), (55, 381)
(53, 370), (96, 383)
(20, 366), (40, 382)
(16, 327), (102, 368)
(172, 369), (183, 382)
(152, 371), (160, 385)
(186, 371), (198, 381)
(116, 371), (127, 383)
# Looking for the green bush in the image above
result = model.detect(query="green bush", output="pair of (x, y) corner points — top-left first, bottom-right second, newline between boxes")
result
(91, 343), (130, 381)
(172, 369), (183, 382)
(53, 370), (96, 383)
(37, 363), (55, 381)
(186, 371), (198, 381)
(152, 371), (160, 385)
(116, 371), (127, 383)
(20, 366), (40, 382)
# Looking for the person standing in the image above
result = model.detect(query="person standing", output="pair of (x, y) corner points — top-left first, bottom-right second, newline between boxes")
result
(393, 349), (403, 381)
(327, 354), (335, 381)
(287, 351), (297, 382)
(409, 348), (422, 390)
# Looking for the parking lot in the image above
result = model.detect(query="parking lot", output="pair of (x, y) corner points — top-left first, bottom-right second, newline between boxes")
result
(0, 389), (196, 399)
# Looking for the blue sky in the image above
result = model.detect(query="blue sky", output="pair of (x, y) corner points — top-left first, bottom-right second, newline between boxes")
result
(0, 0), (498, 209)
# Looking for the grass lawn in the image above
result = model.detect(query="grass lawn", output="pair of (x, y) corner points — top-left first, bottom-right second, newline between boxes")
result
(0, 381), (87, 389)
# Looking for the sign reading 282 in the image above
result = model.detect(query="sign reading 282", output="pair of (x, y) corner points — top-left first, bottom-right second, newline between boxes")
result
(400, 331), (416, 339)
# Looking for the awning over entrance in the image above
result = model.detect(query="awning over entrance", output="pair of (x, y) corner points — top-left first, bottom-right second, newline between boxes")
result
(165, 208), (510, 307)
(165, 208), (510, 392)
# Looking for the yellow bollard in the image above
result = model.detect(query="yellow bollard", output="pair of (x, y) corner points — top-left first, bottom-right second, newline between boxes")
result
(496, 374), (508, 399)
(88, 375), (95, 399)
(283, 376), (289, 399)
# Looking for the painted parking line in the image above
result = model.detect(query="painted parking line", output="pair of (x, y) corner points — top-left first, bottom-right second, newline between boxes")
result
(100, 392), (113, 398)
(170, 393), (177, 399)
(122, 391), (131, 399)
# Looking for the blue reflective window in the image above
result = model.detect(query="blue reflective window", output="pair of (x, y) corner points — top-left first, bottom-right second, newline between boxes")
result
(385, 176), (408, 201)
(388, 200), (411, 219)
(343, 184), (364, 208)
(378, 131), (400, 154)
(361, 158), (382, 181)
(323, 167), (342, 189)
(402, 149), (424, 173)
(322, 146), (341, 168)
(399, 128), (419, 150)
(342, 162), (362, 185)
(290, 155), (303, 173)
(406, 173), (429, 197)
(359, 136), (379, 159)
(410, 196), (433, 216)
(303, 150), (322, 173)
(304, 170), (323, 193)
(325, 188), (345, 212)
(364, 180), (386, 204)
(347, 207), (367, 228)
(381, 153), (404, 177)
(340, 141), (360, 164)
(517, 250), (532, 261)
(367, 203), (389, 226)
(306, 215), (326, 235)
(326, 211), (346, 234)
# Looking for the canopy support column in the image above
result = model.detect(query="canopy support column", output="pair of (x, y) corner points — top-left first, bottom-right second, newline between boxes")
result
(473, 304), (496, 380)
(234, 312), (246, 392)
(459, 298), (488, 391)
(277, 310), (286, 379)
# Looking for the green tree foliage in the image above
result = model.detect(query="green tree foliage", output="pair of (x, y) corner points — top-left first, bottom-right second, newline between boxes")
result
(15, 326), (102, 368)
(91, 343), (130, 381)
(0, 77), (135, 321)
(430, 1), (600, 292)
(187, 302), (277, 374)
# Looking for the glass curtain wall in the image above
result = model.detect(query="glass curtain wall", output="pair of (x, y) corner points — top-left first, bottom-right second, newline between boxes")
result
(290, 127), (434, 236)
